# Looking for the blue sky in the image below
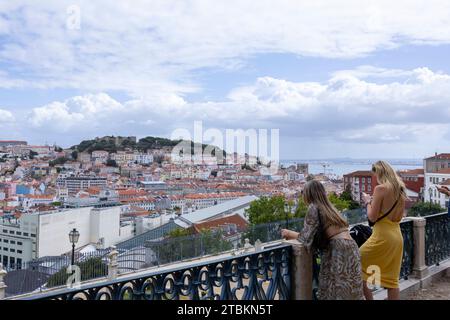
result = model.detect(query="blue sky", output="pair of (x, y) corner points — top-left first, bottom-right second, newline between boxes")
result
(1, 1), (450, 160)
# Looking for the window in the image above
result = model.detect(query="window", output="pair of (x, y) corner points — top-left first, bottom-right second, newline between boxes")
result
(9, 257), (15, 266)
(368, 177), (371, 183)
(16, 232), (21, 236)
(9, 230), (14, 234)
(17, 242), (22, 245)
(30, 234), (36, 238)
(362, 185), (366, 191)
(10, 241), (15, 244)
(17, 250), (22, 254)
(2, 229), (7, 233)
(23, 233), (29, 236)
(3, 248), (7, 252)
(368, 185), (372, 192)
(10, 249), (15, 253)
(3, 239), (8, 243)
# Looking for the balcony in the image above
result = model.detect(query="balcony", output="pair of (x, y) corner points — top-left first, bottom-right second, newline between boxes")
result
(0, 212), (449, 300)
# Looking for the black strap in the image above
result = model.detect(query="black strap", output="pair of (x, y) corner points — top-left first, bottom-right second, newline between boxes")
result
(369, 195), (400, 226)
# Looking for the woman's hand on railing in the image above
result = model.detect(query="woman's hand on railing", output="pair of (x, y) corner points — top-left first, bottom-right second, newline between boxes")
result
(281, 229), (299, 240)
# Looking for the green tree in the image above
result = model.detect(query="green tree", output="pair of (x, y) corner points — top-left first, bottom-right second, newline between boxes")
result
(49, 157), (68, 167)
(168, 227), (193, 237)
(245, 196), (291, 224)
(328, 192), (350, 211)
(150, 228), (232, 264)
(46, 257), (107, 288)
(408, 202), (444, 217)
(339, 187), (360, 210)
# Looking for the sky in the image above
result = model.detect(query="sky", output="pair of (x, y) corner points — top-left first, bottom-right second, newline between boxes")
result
(1, 1), (450, 160)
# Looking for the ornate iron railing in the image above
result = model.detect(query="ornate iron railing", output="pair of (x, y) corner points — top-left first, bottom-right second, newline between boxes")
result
(424, 212), (450, 266)
(16, 244), (292, 300)
(400, 220), (414, 279)
(311, 218), (415, 299)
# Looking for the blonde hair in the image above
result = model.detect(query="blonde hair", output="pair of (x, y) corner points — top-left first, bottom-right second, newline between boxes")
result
(372, 160), (407, 200)
(303, 180), (348, 228)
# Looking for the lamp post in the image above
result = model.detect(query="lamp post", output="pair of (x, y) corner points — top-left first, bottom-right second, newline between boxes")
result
(69, 228), (80, 267)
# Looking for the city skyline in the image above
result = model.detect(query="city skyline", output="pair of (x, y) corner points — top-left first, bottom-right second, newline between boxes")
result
(1, 1), (450, 159)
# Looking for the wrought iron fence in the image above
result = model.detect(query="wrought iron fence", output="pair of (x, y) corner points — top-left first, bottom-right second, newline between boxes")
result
(18, 244), (292, 300)
(312, 218), (415, 299)
(424, 212), (450, 266)
(2, 250), (110, 298)
(400, 220), (414, 279)
(0, 208), (374, 299)
(141, 218), (304, 267)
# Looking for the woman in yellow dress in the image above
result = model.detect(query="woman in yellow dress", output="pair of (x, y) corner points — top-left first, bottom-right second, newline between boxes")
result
(360, 160), (406, 300)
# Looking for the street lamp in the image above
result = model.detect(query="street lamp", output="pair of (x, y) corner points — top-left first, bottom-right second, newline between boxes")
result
(69, 228), (80, 267)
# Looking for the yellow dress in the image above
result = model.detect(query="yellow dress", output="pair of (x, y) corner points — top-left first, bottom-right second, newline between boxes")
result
(360, 218), (403, 288)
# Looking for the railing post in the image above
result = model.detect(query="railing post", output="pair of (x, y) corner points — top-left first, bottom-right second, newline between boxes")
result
(0, 266), (7, 300)
(287, 240), (312, 300)
(108, 246), (119, 280)
(411, 217), (429, 279)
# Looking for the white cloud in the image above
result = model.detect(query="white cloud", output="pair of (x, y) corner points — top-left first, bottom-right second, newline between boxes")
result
(1, 1), (450, 95)
(25, 66), (450, 150)
(0, 109), (15, 123)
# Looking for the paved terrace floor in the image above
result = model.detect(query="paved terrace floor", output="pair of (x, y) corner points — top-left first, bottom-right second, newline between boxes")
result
(405, 276), (450, 300)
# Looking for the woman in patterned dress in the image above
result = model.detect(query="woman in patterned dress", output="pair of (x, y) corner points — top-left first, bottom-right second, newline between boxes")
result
(282, 180), (364, 300)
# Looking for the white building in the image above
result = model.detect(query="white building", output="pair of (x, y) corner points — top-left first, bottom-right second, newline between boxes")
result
(92, 150), (109, 164)
(423, 170), (450, 208)
(56, 174), (108, 195)
(0, 205), (132, 266)
(134, 153), (153, 165)
(423, 153), (450, 209)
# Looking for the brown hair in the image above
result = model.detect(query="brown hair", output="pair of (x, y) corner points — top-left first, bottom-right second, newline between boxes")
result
(303, 180), (348, 228)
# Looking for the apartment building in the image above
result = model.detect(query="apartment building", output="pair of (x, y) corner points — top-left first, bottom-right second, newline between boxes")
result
(0, 205), (131, 266)
(91, 150), (110, 164)
(56, 174), (108, 195)
(423, 153), (450, 209)
(343, 170), (377, 203)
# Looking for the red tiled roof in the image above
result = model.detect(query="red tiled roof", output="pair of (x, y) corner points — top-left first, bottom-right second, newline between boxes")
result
(193, 214), (248, 234)
(343, 170), (374, 177)
(435, 168), (450, 174)
(425, 153), (450, 160)
(398, 169), (424, 175)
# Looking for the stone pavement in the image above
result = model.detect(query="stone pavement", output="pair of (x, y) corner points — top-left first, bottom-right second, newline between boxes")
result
(405, 276), (450, 300)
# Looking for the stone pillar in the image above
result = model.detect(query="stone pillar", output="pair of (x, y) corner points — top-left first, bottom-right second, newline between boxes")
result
(287, 240), (312, 300)
(108, 246), (119, 280)
(411, 217), (429, 279)
(0, 266), (7, 300)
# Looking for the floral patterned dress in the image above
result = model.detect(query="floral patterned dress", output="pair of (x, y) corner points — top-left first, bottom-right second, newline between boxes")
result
(297, 204), (364, 300)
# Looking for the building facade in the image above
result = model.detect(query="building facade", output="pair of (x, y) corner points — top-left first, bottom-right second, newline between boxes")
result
(343, 170), (377, 203)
